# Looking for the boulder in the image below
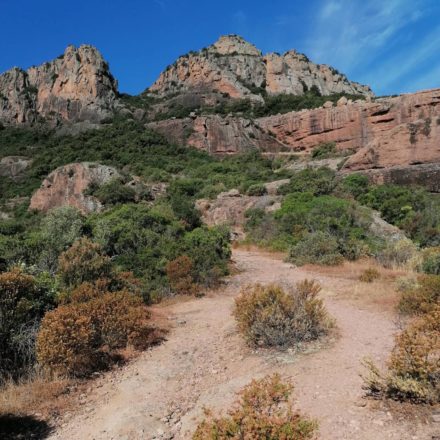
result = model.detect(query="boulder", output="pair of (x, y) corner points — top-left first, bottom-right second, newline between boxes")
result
(0, 156), (32, 179)
(29, 162), (120, 213)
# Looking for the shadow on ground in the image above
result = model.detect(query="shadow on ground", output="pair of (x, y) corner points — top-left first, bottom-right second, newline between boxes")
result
(0, 414), (52, 440)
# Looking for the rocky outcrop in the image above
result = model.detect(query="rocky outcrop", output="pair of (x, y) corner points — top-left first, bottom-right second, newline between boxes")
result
(0, 45), (118, 125)
(369, 211), (406, 242)
(148, 35), (373, 102)
(196, 189), (281, 238)
(147, 114), (281, 153)
(29, 162), (120, 213)
(0, 156), (32, 179)
(358, 163), (440, 193)
(257, 89), (440, 171)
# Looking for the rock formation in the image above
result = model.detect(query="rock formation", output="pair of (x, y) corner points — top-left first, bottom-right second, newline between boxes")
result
(29, 162), (120, 213)
(148, 35), (373, 102)
(148, 89), (440, 160)
(147, 114), (281, 153)
(258, 89), (440, 172)
(0, 45), (118, 125)
(196, 189), (281, 238)
(0, 156), (32, 180)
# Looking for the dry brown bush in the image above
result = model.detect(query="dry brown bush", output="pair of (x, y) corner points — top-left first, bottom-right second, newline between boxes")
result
(36, 290), (162, 377)
(359, 267), (380, 283)
(193, 374), (318, 440)
(363, 306), (440, 403)
(399, 274), (440, 316)
(233, 281), (332, 349)
(166, 255), (199, 295)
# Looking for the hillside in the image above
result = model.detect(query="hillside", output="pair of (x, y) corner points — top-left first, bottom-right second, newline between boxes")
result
(2, 33), (440, 440)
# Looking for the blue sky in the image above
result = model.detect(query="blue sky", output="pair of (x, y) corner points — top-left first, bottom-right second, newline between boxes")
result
(1, 0), (440, 96)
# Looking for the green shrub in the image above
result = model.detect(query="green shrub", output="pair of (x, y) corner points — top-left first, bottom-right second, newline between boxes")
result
(288, 232), (343, 266)
(359, 185), (422, 223)
(246, 183), (267, 196)
(233, 281), (331, 348)
(338, 173), (370, 199)
(193, 374), (318, 440)
(91, 178), (136, 205)
(57, 237), (112, 288)
(36, 206), (84, 272)
(311, 142), (337, 159)
(277, 168), (336, 196)
(182, 226), (231, 286)
(419, 247), (440, 275)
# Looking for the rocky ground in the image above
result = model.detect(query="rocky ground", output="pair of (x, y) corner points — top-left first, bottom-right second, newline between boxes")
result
(48, 249), (439, 440)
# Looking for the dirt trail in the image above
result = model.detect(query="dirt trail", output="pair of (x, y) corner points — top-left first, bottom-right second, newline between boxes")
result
(49, 249), (438, 440)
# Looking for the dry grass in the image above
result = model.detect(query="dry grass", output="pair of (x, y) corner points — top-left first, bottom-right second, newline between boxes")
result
(301, 258), (409, 312)
(233, 242), (287, 260)
(0, 372), (72, 418)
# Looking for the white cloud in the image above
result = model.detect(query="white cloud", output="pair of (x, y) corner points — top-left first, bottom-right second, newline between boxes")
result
(372, 27), (440, 92)
(306, 0), (425, 71)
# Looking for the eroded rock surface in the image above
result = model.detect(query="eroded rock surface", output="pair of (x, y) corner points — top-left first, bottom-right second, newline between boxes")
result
(258, 89), (440, 166)
(147, 114), (281, 153)
(0, 156), (32, 179)
(29, 162), (120, 213)
(196, 189), (281, 238)
(0, 45), (118, 125)
(148, 35), (373, 103)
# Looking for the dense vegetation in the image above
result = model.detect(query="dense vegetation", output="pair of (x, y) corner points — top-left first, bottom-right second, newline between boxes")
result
(245, 168), (440, 265)
(0, 119), (290, 209)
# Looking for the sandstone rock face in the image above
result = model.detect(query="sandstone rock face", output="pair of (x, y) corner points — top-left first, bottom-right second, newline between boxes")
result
(0, 45), (118, 125)
(148, 35), (373, 102)
(0, 156), (32, 179)
(257, 89), (440, 166)
(147, 114), (281, 154)
(0, 68), (37, 124)
(29, 162), (120, 213)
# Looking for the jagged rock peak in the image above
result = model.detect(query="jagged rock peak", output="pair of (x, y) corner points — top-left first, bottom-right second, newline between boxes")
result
(209, 34), (262, 56)
(148, 34), (373, 100)
(0, 44), (119, 126)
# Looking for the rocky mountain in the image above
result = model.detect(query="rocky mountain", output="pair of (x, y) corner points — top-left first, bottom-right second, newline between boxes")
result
(149, 88), (440, 189)
(0, 45), (119, 125)
(148, 35), (373, 103)
(2, 36), (440, 193)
